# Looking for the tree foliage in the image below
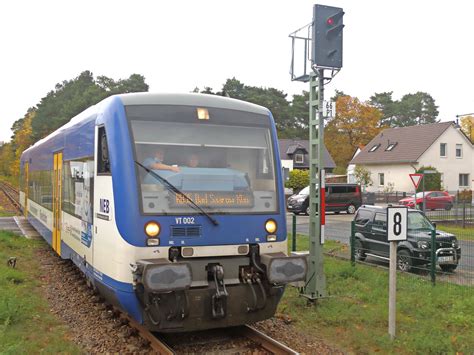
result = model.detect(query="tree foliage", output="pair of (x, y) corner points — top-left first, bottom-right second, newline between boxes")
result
(325, 95), (383, 170)
(32, 71), (148, 140)
(415, 166), (441, 192)
(285, 169), (309, 191)
(195, 78), (309, 138)
(354, 165), (373, 190)
(459, 115), (474, 142)
(369, 91), (439, 127)
(0, 71), (149, 179)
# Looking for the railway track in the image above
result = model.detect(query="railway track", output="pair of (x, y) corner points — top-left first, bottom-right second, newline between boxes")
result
(42, 247), (299, 354)
(132, 321), (299, 354)
(0, 181), (21, 213)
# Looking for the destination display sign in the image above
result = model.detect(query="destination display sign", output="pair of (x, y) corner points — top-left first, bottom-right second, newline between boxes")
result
(170, 191), (254, 208)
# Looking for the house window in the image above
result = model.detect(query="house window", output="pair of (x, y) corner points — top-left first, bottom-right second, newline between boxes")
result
(378, 173), (385, 186)
(369, 144), (380, 152)
(456, 144), (463, 158)
(385, 142), (397, 151)
(294, 153), (304, 163)
(459, 174), (469, 187)
(440, 143), (447, 157)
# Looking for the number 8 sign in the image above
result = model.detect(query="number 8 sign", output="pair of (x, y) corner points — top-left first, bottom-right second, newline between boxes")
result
(387, 207), (407, 241)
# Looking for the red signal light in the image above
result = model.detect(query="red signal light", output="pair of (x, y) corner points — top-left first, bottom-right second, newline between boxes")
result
(327, 17), (334, 25)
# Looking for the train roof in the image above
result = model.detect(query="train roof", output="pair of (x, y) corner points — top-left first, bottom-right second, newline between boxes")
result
(118, 92), (270, 115)
(23, 93), (271, 156)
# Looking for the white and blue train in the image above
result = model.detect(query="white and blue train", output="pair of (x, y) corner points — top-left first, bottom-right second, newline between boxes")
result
(19, 93), (307, 332)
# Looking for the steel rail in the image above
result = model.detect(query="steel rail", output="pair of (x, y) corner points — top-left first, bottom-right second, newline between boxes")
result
(0, 182), (21, 212)
(122, 314), (175, 355)
(239, 325), (299, 355)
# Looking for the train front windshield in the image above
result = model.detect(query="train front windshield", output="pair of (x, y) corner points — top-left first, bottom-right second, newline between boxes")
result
(126, 105), (278, 214)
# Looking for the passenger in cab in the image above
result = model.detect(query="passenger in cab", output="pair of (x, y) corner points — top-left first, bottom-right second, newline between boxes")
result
(143, 148), (180, 172)
(186, 153), (200, 168)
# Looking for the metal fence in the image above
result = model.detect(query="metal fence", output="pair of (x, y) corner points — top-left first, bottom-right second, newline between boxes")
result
(362, 190), (473, 206)
(349, 219), (473, 288)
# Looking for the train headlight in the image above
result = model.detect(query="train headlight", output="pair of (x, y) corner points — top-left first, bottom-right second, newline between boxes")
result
(145, 221), (160, 237)
(265, 219), (277, 234)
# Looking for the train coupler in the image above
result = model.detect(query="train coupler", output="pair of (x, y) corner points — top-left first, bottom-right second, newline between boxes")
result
(209, 264), (228, 319)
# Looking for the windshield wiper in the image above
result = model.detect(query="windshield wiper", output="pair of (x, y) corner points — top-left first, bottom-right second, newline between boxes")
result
(135, 161), (219, 226)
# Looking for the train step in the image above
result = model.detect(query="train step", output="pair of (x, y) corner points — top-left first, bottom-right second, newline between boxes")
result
(13, 216), (41, 239)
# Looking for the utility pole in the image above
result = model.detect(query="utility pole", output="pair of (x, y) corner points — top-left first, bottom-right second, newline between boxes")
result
(289, 4), (344, 301)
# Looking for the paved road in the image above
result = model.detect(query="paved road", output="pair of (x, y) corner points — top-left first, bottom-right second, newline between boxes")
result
(286, 212), (473, 277)
(0, 217), (22, 234)
(286, 212), (352, 244)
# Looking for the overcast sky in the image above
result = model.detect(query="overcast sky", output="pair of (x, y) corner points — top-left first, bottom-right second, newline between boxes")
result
(1, 0), (473, 143)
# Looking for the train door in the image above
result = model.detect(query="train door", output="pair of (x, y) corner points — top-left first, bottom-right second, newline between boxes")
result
(24, 162), (29, 217)
(93, 126), (113, 274)
(53, 152), (63, 256)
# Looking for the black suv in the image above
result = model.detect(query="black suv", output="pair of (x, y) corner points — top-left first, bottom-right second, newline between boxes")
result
(287, 183), (362, 215)
(353, 205), (461, 272)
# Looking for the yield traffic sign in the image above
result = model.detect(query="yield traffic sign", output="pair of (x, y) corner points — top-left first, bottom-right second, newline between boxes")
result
(409, 173), (424, 189)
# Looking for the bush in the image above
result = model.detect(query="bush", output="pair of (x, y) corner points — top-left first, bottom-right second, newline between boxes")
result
(285, 169), (309, 192)
(415, 166), (441, 192)
(457, 189), (472, 202)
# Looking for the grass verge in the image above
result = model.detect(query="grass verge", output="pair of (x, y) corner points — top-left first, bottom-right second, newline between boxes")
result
(0, 231), (80, 353)
(437, 223), (474, 242)
(285, 234), (474, 353)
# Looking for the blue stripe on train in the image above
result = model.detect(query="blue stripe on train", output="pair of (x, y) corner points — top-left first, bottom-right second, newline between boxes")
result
(27, 211), (143, 323)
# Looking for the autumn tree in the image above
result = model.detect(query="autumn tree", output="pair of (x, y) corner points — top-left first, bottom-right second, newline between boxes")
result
(459, 115), (474, 142)
(325, 95), (383, 169)
(10, 109), (35, 177)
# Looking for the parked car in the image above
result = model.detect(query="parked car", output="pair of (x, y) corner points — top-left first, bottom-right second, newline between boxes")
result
(353, 205), (461, 272)
(287, 183), (362, 215)
(399, 191), (454, 211)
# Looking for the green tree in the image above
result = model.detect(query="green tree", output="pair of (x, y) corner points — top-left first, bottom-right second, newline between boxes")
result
(354, 165), (372, 191)
(415, 166), (441, 192)
(286, 91), (309, 139)
(369, 92), (398, 127)
(31, 71), (149, 140)
(220, 77), (245, 100)
(285, 169), (309, 192)
(370, 91), (439, 127)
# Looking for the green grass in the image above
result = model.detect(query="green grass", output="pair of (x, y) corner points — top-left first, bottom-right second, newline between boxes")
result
(0, 175), (19, 188)
(0, 231), (80, 353)
(0, 206), (17, 217)
(284, 234), (474, 353)
(437, 223), (474, 241)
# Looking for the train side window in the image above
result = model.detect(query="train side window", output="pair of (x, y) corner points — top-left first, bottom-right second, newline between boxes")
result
(97, 127), (111, 174)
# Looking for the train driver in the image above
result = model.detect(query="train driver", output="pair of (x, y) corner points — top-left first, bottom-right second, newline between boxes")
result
(143, 148), (180, 172)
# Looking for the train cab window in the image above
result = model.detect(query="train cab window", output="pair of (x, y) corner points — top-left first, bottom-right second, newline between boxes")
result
(126, 105), (278, 215)
(97, 127), (111, 174)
